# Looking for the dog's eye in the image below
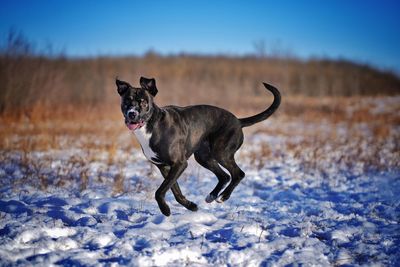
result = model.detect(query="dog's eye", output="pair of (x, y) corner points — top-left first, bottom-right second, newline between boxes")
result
(140, 99), (148, 108)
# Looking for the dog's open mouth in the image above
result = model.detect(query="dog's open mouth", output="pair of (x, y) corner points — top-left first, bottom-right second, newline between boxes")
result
(126, 120), (145, 131)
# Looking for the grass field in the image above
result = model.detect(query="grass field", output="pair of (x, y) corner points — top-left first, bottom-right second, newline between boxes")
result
(1, 94), (399, 176)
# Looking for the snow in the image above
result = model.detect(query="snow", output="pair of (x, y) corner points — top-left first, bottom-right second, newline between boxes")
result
(1, 111), (400, 266)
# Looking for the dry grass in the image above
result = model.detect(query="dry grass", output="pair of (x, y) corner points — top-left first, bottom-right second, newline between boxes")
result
(1, 31), (399, 115)
(1, 94), (398, 193)
(0, 31), (399, 190)
(246, 96), (400, 174)
(112, 171), (125, 196)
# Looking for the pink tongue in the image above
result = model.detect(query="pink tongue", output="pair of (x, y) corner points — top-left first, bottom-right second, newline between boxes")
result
(127, 122), (143, 131)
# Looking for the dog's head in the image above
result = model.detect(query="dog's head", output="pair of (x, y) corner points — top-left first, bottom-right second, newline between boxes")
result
(116, 77), (158, 131)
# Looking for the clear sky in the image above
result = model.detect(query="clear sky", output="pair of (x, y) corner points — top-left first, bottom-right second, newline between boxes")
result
(1, 0), (399, 72)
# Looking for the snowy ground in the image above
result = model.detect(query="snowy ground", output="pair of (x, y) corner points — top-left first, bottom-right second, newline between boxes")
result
(1, 113), (399, 266)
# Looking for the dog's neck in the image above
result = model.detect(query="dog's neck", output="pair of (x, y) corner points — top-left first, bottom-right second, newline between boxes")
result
(144, 103), (163, 133)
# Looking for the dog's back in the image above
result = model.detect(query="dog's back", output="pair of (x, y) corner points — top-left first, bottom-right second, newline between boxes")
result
(157, 104), (242, 157)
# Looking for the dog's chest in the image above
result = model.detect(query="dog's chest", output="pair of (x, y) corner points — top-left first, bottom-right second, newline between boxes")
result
(133, 126), (159, 164)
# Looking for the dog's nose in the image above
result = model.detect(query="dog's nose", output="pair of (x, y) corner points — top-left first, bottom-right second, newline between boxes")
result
(127, 110), (138, 119)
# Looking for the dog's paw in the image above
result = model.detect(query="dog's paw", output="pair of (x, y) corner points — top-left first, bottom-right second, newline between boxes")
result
(160, 205), (171, 216)
(216, 194), (229, 203)
(205, 194), (217, 203)
(187, 201), (198, 212)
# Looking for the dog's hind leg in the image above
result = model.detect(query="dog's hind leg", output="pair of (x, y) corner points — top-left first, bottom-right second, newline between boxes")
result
(157, 165), (198, 212)
(215, 156), (245, 203)
(208, 126), (245, 203)
(194, 143), (231, 203)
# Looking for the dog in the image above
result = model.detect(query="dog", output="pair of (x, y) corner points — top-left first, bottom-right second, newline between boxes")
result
(116, 77), (281, 216)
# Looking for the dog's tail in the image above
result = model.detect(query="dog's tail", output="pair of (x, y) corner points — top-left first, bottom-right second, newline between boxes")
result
(239, 83), (281, 128)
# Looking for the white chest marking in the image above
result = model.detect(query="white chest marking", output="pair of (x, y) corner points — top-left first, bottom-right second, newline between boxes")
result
(133, 126), (159, 163)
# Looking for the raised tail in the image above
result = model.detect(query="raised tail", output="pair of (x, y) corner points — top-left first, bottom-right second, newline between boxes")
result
(239, 83), (281, 128)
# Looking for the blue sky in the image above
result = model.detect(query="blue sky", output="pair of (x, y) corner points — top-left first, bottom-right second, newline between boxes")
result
(1, 0), (399, 72)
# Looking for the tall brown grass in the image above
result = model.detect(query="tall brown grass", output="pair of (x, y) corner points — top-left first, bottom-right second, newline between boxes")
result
(0, 31), (399, 117)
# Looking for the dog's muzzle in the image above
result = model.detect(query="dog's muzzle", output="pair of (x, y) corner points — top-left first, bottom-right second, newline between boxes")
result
(125, 109), (144, 131)
(127, 109), (139, 120)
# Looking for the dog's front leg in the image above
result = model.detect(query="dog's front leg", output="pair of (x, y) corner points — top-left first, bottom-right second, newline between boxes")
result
(157, 165), (198, 212)
(155, 161), (188, 216)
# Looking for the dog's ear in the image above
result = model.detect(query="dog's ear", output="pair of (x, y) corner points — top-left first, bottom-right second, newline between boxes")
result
(116, 79), (129, 96)
(140, 77), (158, 97)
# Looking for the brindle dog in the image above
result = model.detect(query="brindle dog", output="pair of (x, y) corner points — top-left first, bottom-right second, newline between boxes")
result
(117, 77), (281, 216)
